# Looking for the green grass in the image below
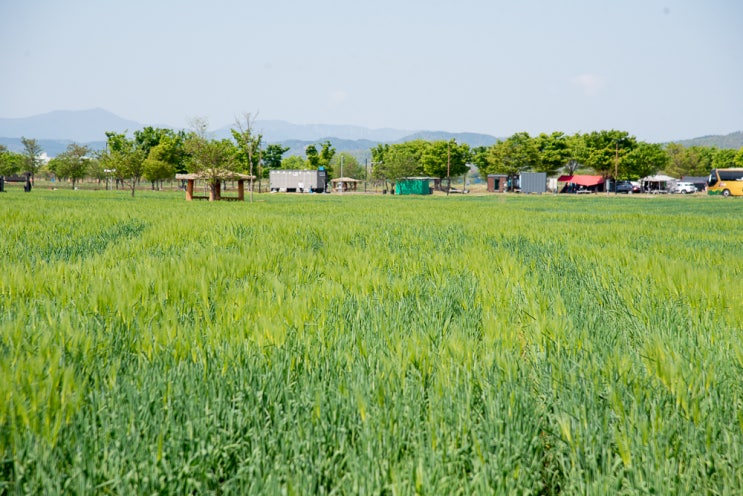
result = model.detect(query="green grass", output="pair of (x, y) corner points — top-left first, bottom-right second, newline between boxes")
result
(1, 189), (742, 494)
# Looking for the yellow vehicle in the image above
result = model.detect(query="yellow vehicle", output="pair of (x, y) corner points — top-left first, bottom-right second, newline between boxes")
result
(707, 168), (743, 197)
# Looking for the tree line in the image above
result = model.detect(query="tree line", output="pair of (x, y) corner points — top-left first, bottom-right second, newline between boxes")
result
(369, 130), (743, 189)
(2, 127), (743, 195)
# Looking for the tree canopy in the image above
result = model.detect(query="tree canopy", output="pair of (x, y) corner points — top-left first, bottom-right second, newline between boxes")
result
(184, 118), (238, 200)
(263, 144), (290, 176)
(21, 137), (44, 182)
(0, 145), (24, 177)
(420, 140), (470, 180)
(305, 141), (336, 176)
(99, 132), (146, 197)
(49, 143), (91, 189)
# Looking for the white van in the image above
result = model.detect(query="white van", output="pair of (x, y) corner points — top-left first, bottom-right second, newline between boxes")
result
(673, 182), (697, 194)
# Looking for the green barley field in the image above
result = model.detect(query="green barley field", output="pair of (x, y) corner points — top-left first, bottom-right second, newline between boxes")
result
(1, 188), (742, 494)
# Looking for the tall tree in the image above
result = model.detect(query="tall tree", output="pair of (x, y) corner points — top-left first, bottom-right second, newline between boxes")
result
(420, 140), (470, 192)
(134, 127), (188, 177)
(664, 143), (689, 178)
(281, 155), (307, 169)
(371, 140), (426, 186)
(143, 144), (175, 189)
(370, 143), (389, 167)
(263, 144), (290, 177)
(372, 145), (421, 190)
(99, 132), (146, 197)
(581, 130), (636, 179)
(231, 113), (263, 202)
(623, 142), (668, 179)
(535, 132), (571, 175)
(734, 147), (743, 168)
(184, 118), (237, 201)
(470, 146), (489, 179)
(664, 143), (715, 178)
(484, 132), (538, 189)
(712, 148), (737, 169)
(563, 133), (588, 175)
(49, 143), (91, 189)
(20, 137), (44, 184)
(306, 141), (336, 175)
(331, 152), (365, 179)
(0, 145), (23, 178)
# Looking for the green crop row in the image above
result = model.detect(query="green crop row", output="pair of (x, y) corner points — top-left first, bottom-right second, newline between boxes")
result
(1, 190), (742, 494)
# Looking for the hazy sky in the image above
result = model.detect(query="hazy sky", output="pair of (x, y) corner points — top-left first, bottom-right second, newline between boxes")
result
(1, 0), (741, 142)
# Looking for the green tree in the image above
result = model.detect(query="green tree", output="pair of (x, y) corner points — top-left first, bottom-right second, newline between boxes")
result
(734, 147), (743, 168)
(664, 143), (688, 178)
(184, 118), (237, 201)
(21, 137), (44, 184)
(370, 143), (389, 167)
(281, 155), (307, 169)
(623, 142), (668, 179)
(682, 146), (716, 176)
(712, 148), (737, 169)
(231, 114), (263, 202)
(305, 141), (336, 176)
(664, 144), (715, 178)
(563, 133), (589, 175)
(134, 127), (188, 180)
(535, 132), (571, 175)
(159, 131), (188, 174)
(0, 145), (24, 178)
(373, 145), (421, 190)
(371, 140), (427, 187)
(581, 130), (636, 179)
(420, 140), (470, 186)
(470, 146), (489, 179)
(484, 132), (538, 189)
(143, 144), (176, 189)
(50, 143), (91, 189)
(86, 156), (109, 184)
(99, 132), (146, 197)
(263, 144), (290, 177)
(331, 152), (365, 179)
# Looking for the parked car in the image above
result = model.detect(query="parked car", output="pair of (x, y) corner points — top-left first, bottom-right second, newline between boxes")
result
(613, 181), (641, 194)
(672, 182), (697, 194)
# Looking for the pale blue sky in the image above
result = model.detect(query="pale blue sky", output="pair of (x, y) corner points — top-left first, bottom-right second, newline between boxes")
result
(1, 0), (741, 142)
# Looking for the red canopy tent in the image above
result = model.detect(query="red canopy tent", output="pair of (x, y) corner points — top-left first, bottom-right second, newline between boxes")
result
(557, 175), (604, 187)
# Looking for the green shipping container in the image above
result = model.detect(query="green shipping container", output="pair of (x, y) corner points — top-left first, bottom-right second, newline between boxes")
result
(395, 179), (431, 195)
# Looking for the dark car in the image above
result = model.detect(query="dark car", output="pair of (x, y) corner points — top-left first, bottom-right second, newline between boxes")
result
(613, 181), (640, 194)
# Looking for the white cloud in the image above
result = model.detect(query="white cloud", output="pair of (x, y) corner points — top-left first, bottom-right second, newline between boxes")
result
(572, 73), (605, 97)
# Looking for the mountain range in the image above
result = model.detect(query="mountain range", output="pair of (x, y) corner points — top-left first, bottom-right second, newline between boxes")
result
(0, 108), (740, 158)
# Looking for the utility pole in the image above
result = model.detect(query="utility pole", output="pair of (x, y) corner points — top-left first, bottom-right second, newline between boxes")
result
(447, 141), (451, 196)
(614, 141), (619, 195)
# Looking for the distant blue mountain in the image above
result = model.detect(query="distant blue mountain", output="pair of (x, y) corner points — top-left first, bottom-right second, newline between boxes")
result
(0, 137), (105, 157)
(0, 108), (141, 142)
(5, 108), (736, 159)
(0, 109), (502, 157)
(398, 131), (499, 147)
(213, 120), (415, 143)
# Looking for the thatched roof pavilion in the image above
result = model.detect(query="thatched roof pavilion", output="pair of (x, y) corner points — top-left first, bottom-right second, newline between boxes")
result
(176, 171), (256, 201)
(330, 177), (361, 192)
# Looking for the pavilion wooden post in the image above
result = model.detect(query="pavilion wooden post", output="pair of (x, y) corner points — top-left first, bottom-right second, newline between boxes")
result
(238, 180), (245, 201)
(186, 179), (194, 201)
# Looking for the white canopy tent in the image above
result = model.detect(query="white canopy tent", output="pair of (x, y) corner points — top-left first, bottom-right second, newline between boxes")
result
(641, 174), (677, 193)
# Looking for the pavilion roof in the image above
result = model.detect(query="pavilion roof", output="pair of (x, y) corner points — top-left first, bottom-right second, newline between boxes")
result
(176, 170), (255, 181)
